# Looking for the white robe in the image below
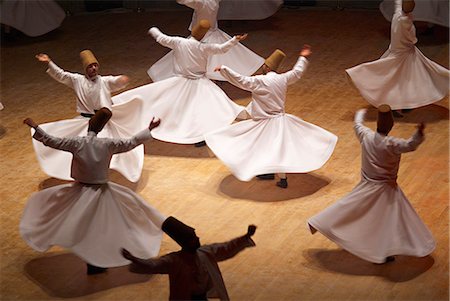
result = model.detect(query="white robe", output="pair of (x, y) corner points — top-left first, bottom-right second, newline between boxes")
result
(31, 63), (145, 182)
(205, 57), (338, 181)
(380, 0), (449, 27)
(21, 127), (165, 267)
(308, 110), (435, 264)
(113, 28), (245, 144)
(0, 0), (65, 37)
(346, 0), (449, 110)
(147, 0), (264, 82)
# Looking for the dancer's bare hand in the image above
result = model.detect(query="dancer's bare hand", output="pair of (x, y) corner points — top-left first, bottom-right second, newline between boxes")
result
(121, 248), (135, 261)
(299, 44), (312, 58)
(149, 117), (161, 131)
(23, 118), (38, 129)
(235, 33), (248, 41)
(35, 53), (50, 63)
(247, 225), (257, 237)
(214, 66), (221, 72)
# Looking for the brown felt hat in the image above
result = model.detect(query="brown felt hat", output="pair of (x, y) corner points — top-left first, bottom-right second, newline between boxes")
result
(80, 50), (99, 71)
(377, 104), (394, 134)
(162, 216), (197, 249)
(88, 108), (112, 133)
(191, 19), (210, 41)
(264, 49), (286, 72)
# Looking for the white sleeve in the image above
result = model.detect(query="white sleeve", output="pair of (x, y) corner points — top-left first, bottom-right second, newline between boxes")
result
(219, 66), (258, 92)
(46, 61), (77, 89)
(279, 56), (309, 85)
(201, 37), (239, 55)
(148, 27), (182, 50)
(33, 126), (80, 153)
(388, 131), (424, 154)
(176, 0), (203, 10)
(353, 109), (371, 143)
(108, 128), (153, 154)
(103, 75), (128, 93)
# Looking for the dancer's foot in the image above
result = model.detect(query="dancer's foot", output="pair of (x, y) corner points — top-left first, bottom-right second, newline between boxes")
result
(401, 109), (413, 113)
(276, 178), (288, 189)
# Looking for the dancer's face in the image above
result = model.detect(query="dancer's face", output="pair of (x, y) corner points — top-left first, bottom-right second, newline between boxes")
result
(86, 63), (99, 79)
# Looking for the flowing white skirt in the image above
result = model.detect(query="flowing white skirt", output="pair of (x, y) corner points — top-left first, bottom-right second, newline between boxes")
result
(112, 76), (245, 144)
(346, 47), (450, 110)
(308, 179), (436, 263)
(205, 114), (338, 181)
(379, 0), (449, 27)
(0, 0), (65, 37)
(31, 99), (146, 182)
(147, 29), (264, 82)
(20, 181), (165, 267)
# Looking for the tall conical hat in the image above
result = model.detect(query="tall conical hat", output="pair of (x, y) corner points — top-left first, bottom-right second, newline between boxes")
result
(402, 0), (415, 13)
(80, 50), (99, 71)
(264, 49), (286, 72)
(88, 108), (112, 133)
(191, 19), (210, 41)
(377, 104), (394, 134)
(162, 216), (196, 248)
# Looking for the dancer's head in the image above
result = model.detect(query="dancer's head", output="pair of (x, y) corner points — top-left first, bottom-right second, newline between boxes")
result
(402, 0), (415, 13)
(88, 108), (112, 134)
(263, 49), (286, 74)
(191, 19), (210, 41)
(162, 216), (201, 252)
(377, 104), (394, 135)
(80, 50), (99, 79)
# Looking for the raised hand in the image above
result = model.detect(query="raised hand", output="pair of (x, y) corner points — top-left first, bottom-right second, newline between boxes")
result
(214, 66), (222, 72)
(35, 53), (50, 63)
(246, 225), (257, 237)
(149, 117), (161, 131)
(299, 44), (312, 58)
(121, 248), (134, 261)
(23, 118), (38, 129)
(235, 33), (248, 41)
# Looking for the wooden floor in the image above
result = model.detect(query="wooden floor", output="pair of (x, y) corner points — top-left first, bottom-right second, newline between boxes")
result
(0, 5), (448, 301)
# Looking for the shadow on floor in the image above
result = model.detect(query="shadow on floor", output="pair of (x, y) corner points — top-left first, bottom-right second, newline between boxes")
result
(24, 253), (152, 298)
(144, 139), (214, 158)
(218, 173), (330, 202)
(303, 248), (434, 282)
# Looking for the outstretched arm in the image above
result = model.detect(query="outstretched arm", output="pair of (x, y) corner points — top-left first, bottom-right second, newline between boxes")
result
(202, 225), (257, 262)
(353, 109), (371, 143)
(280, 44), (311, 85)
(109, 117), (161, 154)
(24, 118), (79, 152)
(202, 33), (247, 55)
(394, 0), (402, 14)
(36, 53), (77, 88)
(214, 65), (258, 92)
(176, 0), (203, 10)
(390, 123), (425, 154)
(148, 27), (183, 50)
(121, 248), (171, 274)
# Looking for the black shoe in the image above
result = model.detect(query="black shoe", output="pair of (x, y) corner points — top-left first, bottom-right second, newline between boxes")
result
(401, 109), (413, 113)
(392, 110), (403, 118)
(87, 263), (107, 275)
(256, 173), (275, 180)
(194, 141), (207, 147)
(385, 256), (395, 263)
(276, 178), (288, 189)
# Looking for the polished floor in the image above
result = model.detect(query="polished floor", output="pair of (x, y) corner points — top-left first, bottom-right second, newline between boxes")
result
(0, 5), (448, 301)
